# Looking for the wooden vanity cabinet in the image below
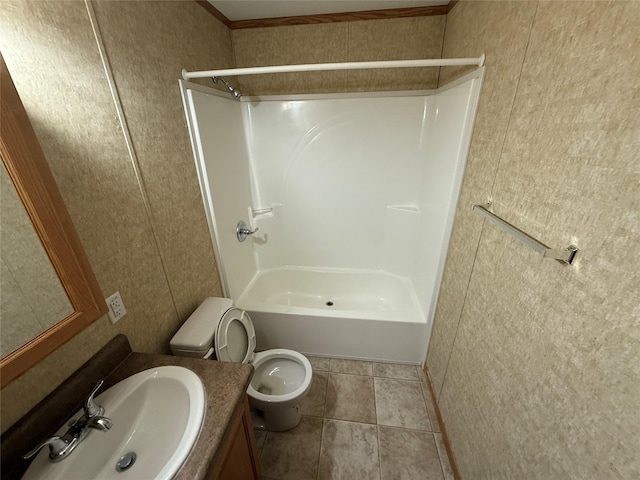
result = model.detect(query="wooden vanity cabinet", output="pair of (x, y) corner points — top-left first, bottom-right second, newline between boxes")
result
(207, 396), (262, 480)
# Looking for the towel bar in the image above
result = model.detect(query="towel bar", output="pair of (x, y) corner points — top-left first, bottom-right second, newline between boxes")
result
(472, 203), (578, 265)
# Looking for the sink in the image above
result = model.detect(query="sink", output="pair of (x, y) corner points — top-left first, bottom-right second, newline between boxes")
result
(23, 366), (205, 480)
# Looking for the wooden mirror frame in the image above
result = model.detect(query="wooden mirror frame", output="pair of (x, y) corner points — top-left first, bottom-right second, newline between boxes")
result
(0, 54), (107, 388)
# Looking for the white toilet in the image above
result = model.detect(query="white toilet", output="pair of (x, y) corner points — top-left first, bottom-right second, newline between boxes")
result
(170, 297), (312, 431)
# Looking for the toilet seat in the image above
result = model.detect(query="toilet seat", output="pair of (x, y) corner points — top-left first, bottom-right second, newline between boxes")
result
(247, 350), (313, 407)
(214, 307), (256, 364)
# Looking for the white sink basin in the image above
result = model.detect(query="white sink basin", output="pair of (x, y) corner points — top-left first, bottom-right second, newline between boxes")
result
(23, 366), (205, 480)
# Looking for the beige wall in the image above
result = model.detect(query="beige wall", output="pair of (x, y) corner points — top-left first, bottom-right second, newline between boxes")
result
(0, 0), (232, 431)
(231, 15), (446, 95)
(428, 1), (639, 478)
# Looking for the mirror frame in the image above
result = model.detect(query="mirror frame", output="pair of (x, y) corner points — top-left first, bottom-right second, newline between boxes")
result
(0, 54), (107, 387)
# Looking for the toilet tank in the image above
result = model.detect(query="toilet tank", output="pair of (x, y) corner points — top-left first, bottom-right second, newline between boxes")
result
(170, 297), (234, 358)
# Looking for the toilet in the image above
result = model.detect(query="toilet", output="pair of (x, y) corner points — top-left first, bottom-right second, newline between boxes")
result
(170, 297), (312, 431)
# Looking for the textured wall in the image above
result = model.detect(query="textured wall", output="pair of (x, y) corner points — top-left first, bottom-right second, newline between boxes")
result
(0, 0), (230, 431)
(231, 16), (446, 95)
(427, 1), (640, 478)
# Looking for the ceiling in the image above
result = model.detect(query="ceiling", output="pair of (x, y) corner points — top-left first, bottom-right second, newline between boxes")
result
(208, 1), (449, 21)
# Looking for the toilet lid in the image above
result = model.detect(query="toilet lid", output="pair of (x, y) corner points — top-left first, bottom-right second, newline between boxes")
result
(214, 307), (256, 364)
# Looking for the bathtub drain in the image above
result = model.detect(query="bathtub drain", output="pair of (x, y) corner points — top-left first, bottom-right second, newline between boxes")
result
(325, 301), (334, 306)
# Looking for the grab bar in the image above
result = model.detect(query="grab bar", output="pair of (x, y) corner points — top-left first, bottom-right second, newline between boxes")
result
(472, 203), (578, 265)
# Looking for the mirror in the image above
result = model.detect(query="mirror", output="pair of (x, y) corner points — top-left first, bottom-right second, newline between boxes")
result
(0, 55), (107, 387)
(1, 161), (73, 356)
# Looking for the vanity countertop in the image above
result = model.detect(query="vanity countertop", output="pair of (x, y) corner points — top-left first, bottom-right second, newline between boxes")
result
(0, 334), (253, 480)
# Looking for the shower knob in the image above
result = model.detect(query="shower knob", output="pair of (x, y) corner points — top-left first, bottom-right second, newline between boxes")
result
(236, 220), (259, 242)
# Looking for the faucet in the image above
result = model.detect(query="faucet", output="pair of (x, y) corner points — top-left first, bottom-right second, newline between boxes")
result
(23, 380), (113, 463)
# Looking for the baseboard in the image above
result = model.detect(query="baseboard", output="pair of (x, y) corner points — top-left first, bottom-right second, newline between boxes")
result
(423, 366), (462, 480)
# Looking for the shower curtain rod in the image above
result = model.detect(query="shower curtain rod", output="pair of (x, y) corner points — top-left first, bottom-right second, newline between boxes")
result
(181, 54), (485, 80)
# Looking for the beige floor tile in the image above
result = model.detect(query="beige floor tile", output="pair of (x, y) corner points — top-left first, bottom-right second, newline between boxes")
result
(301, 371), (328, 417)
(307, 355), (331, 372)
(325, 373), (376, 424)
(318, 419), (380, 480)
(379, 427), (444, 480)
(421, 382), (441, 433)
(417, 365), (428, 382)
(259, 357), (450, 480)
(329, 358), (374, 376)
(375, 378), (431, 430)
(260, 416), (323, 480)
(434, 433), (455, 480)
(373, 362), (420, 381)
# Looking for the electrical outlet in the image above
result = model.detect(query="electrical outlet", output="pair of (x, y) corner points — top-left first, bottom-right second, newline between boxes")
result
(106, 291), (127, 324)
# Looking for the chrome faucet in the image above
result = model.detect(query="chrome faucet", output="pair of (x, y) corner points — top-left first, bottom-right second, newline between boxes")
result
(83, 379), (107, 419)
(23, 380), (113, 463)
(236, 220), (259, 242)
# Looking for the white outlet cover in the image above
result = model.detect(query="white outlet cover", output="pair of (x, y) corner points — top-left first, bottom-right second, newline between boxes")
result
(106, 291), (127, 324)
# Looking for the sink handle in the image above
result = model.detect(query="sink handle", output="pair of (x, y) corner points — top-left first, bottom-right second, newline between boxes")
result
(84, 380), (105, 418)
(23, 437), (70, 460)
(86, 416), (113, 431)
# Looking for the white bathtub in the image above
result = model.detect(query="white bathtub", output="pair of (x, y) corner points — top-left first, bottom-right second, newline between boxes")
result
(236, 267), (428, 363)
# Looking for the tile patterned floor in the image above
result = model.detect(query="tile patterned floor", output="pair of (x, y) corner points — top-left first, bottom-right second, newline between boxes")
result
(253, 357), (455, 480)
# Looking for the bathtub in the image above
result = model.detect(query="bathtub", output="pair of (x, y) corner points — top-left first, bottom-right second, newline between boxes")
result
(236, 267), (428, 363)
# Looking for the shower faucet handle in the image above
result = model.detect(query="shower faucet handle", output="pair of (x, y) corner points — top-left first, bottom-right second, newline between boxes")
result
(236, 220), (259, 242)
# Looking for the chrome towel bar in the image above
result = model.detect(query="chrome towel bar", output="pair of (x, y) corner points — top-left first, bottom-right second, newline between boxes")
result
(472, 203), (578, 265)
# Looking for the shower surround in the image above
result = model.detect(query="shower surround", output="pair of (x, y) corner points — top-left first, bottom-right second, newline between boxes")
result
(180, 69), (483, 363)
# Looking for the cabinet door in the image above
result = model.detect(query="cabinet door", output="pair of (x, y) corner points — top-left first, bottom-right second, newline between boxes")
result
(218, 397), (261, 480)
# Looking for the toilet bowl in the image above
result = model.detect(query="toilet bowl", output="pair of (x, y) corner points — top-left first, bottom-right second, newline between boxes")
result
(170, 297), (312, 431)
